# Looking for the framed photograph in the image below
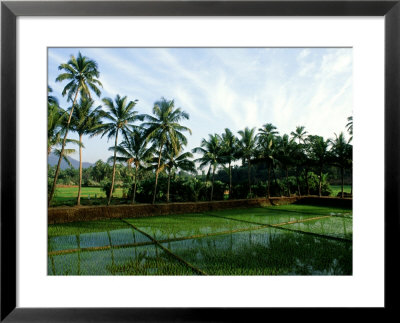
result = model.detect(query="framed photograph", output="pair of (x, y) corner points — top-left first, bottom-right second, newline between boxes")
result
(1, 0), (399, 321)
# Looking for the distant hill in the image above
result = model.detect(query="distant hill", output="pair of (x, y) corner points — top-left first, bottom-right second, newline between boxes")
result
(48, 152), (94, 170)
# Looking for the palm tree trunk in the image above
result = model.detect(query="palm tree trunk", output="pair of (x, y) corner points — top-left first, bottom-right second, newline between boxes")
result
(152, 143), (163, 204)
(132, 165), (138, 204)
(167, 171), (171, 203)
(229, 161), (232, 199)
(341, 167), (344, 198)
(210, 164), (216, 201)
(286, 167), (290, 197)
(318, 167), (323, 197)
(305, 168), (310, 195)
(77, 134), (83, 206)
(296, 168), (301, 197)
(247, 159), (251, 198)
(267, 162), (271, 198)
(48, 89), (80, 206)
(107, 129), (119, 206)
(272, 166), (280, 196)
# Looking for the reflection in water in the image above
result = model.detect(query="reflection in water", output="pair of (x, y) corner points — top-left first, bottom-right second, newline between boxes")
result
(282, 217), (352, 240)
(48, 244), (197, 275)
(48, 210), (352, 276)
(161, 227), (352, 275)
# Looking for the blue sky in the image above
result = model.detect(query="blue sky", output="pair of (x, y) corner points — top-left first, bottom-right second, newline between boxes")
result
(48, 47), (352, 164)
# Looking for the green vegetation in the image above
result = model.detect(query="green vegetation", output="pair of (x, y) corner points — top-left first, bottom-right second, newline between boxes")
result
(52, 186), (124, 206)
(48, 51), (353, 207)
(330, 185), (352, 197)
(48, 204), (352, 275)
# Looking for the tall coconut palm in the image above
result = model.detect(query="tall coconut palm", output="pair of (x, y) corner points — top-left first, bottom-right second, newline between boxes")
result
(142, 98), (191, 204)
(70, 97), (103, 206)
(346, 116), (353, 142)
(49, 52), (102, 206)
(108, 129), (153, 204)
(163, 141), (196, 203)
(98, 95), (143, 205)
(193, 134), (222, 201)
(329, 132), (352, 198)
(259, 123), (278, 138)
(48, 102), (66, 156)
(275, 134), (296, 197)
(256, 132), (276, 198)
(290, 125), (308, 144)
(47, 86), (59, 106)
(308, 135), (330, 197)
(220, 128), (237, 199)
(237, 127), (257, 198)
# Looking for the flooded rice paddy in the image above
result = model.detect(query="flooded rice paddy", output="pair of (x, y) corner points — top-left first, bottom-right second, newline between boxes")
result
(48, 204), (352, 275)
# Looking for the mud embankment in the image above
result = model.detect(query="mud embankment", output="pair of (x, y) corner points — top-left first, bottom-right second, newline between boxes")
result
(48, 196), (351, 224)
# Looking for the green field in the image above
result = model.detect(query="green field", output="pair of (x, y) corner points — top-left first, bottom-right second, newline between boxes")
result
(48, 204), (352, 275)
(52, 186), (125, 206)
(330, 185), (352, 197)
(51, 185), (351, 207)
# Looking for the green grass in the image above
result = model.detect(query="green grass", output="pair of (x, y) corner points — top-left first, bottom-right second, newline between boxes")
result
(48, 204), (353, 275)
(52, 186), (125, 207)
(330, 185), (352, 197)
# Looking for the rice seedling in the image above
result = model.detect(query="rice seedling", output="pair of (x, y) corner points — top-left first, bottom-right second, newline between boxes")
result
(48, 204), (353, 275)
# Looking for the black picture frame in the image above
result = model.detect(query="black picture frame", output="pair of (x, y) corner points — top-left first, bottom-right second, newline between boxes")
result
(1, 1), (399, 321)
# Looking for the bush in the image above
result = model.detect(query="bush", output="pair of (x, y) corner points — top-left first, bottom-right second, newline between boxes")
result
(100, 180), (115, 199)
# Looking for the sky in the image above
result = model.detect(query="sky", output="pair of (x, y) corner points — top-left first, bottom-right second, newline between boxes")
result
(48, 47), (352, 165)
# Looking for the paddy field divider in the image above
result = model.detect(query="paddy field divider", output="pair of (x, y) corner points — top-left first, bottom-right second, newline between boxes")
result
(205, 212), (352, 243)
(48, 196), (352, 224)
(119, 218), (208, 276)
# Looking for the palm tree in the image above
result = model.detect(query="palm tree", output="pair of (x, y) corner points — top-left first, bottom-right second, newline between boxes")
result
(49, 52), (102, 206)
(259, 123), (279, 138)
(290, 125), (308, 144)
(308, 135), (330, 197)
(193, 134), (222, 201)
(237, 127), (257, 198)
(275, 134), (296, 197)
(329, 132), (352, 198)
(99, 95), (143, 205)
(163, 141), (196, 203)
(47, 86), (59, 106)
(142, 98), (191, 204)
(70, 97), (103, 206)
(289, 127), (309, 197)
(220, 128), (237, 199)
(108, 129), (153, 204)
(48, 102), (66, 156)
(346, 116), (353, 142)
(256, 132), (276, 198)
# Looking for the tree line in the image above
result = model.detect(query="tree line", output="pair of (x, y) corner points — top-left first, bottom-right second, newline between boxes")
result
(48, 52), (353, 207)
